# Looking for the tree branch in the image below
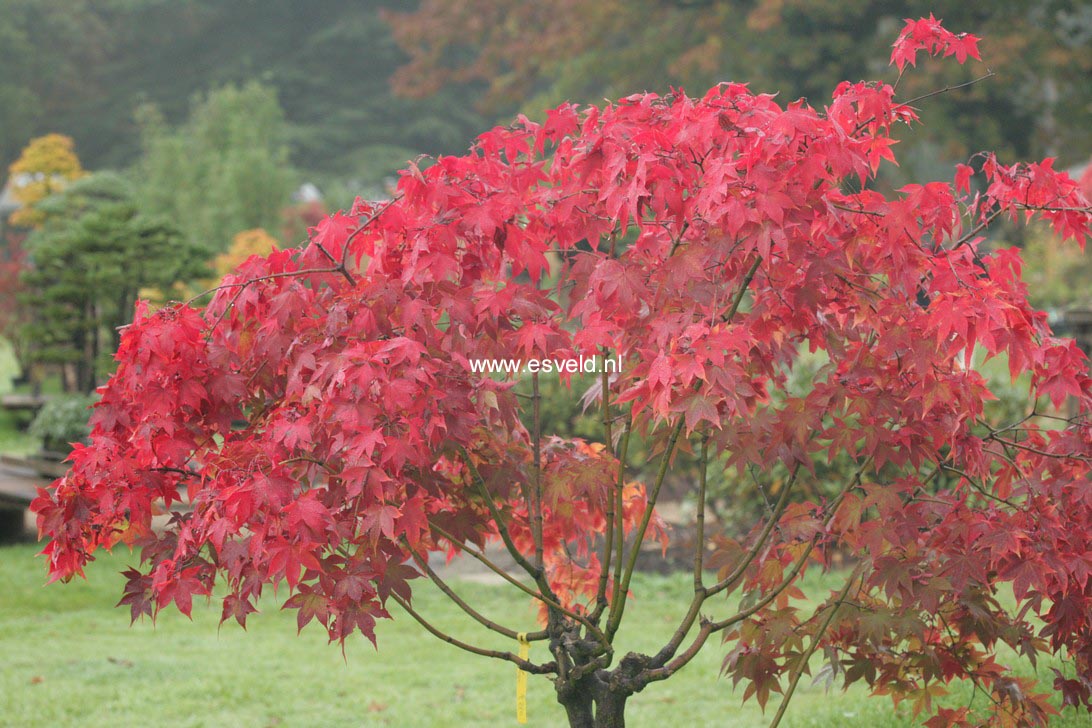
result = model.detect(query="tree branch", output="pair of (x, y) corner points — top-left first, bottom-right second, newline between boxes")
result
(939, 463), (1017, 508)
(403, 539), (547, 642)
(768, 565), (864, 728)
(706, 464), (801, 598)
(309, 239), (357, 286)
(694, 434), (709, 590)
(180, 265), (342, 316)
(599, 419), (632, 625)
(850, 70), (996, 137)
(531, 371), (544, 571)
(709, 461), (868, 633)
(455, 444), (542, 580)
(339, 194), (402, 270)
(649, 463), (801, 671)
(643, 459), (869, 683)
(726, 255), (762, 321)
(830, 202), (883, 217)
(428, 522), (611, 652)
(986, 433), (1089, 463)
(899, 70), (996, 107)
(607, 416), (685, 639)
(607, 255), (763, 639)
(390, 592), (556, 674)
(594, 357), (617, 615)
(952, 208), (1003, 249)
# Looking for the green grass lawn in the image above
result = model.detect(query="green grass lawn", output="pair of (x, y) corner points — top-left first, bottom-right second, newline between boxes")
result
(1, 543), (1088, 727)
(0, 409), (36, 457)
(0, 338), (38, 456)
(0, 340), (18, 396)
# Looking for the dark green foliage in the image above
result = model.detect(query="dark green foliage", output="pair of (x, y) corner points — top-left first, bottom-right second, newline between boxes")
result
(20, 173), (209, 392)
(0, 1), (489, 188)
(29, 393), (96, 453)
(0, 0), (109, 167)
(521, 373), (655, 472)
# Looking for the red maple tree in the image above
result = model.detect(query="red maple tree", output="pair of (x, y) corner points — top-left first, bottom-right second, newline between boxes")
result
(33, 19), (1092, 727)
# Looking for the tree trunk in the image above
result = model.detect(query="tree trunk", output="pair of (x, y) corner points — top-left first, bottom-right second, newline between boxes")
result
(559, 687), (594, 728)
(592, 689), (628, 728)
(74, 299), (95, 393)
(556, 672), (631, 728)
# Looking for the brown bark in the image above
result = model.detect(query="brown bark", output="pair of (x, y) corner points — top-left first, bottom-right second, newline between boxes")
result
(556, 671), (632, 728)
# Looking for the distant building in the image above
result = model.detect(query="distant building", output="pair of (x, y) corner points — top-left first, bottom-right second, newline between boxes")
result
(0, 179), (18, 219)
(292, 182), (323, 204)
(0, 179), (19, 242)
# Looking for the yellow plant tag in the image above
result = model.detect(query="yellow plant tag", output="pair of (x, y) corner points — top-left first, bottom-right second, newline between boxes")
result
(516, 632), (529, 724)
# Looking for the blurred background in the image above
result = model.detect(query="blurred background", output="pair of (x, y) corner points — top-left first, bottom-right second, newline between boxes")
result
(1, 2), (1091, 725)
(4, 1), (1092, 206)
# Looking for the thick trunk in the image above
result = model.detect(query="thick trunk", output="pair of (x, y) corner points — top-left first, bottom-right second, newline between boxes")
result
(592, 690), (627, 728)
(557, 672), (631, 728)
(562, 693), (594, 728)
(76, 356), (93, 394)
(557, 675), (595, 728)
(74, 299), (95, 393)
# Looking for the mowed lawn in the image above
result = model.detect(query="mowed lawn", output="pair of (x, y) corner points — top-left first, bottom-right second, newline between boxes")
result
(0, 541), (1086, 727)
(0, 340), (37, 456)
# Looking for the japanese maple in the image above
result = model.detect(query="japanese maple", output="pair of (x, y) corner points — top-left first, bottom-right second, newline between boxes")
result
(33, 19), (1092, 728)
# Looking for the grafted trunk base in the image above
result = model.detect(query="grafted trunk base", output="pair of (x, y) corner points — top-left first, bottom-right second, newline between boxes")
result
(556, 661), (641, 728)
(558, 682), (630, 727)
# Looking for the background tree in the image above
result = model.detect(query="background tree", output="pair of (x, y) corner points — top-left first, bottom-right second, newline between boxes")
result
(33, 20), (1092, 727)
(6, 133), (86, 228)
(21, 173), (208, 393)
(213, 228), (280, 279)
(386, 1), (1092, 175)
(135, 82), (293, 254)
(0, 1), (488, 189)
(2, 133), (87, 379)
(3, 3), (1086, 194)
(0, 0), (109, 168)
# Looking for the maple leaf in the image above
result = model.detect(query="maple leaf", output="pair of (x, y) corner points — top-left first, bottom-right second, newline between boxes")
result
(1001, 557), (1044, 602)
(284, 589), (330, 633)
(221, 594), (258, 629)
(363, 504), (402, 541)
(308, 212), (358, 262)
(377, 562), (421, 604)
(954, 163), (974, 195)
(678, 392), (719, 433)
(288, 496), (331, 535)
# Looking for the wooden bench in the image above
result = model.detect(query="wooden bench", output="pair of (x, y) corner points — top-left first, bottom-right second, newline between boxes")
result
(0, 393), (52, 414)
(0, 462), (41, 506)
(0, 461), (43, 541)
